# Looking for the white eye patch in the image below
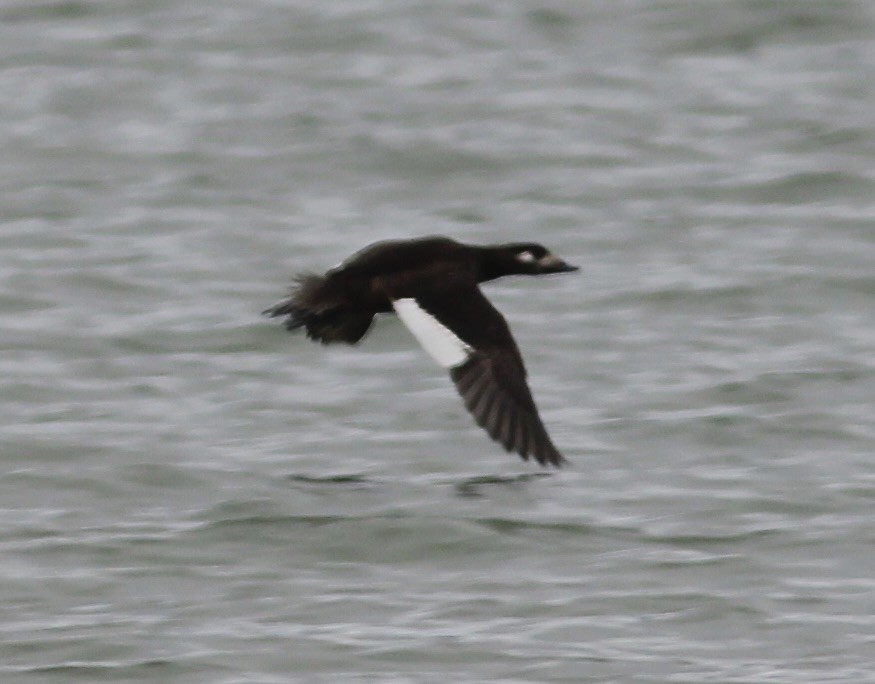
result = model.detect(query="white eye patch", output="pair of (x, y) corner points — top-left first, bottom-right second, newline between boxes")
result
(516, 251), (536, 263)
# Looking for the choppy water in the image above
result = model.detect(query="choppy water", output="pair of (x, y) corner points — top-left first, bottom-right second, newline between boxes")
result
(2, 1), (875, 682)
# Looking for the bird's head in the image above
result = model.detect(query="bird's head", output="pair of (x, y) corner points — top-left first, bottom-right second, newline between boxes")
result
(497, 243), (579, 277)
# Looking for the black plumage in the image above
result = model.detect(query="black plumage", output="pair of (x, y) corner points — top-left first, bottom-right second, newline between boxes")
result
(264, 236), (577, 467)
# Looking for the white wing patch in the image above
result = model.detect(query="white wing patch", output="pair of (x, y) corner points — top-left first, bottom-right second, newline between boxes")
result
(392, 298), (472, 369)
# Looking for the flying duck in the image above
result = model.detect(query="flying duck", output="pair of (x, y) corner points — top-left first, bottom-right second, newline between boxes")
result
(264, 236), (578, 466)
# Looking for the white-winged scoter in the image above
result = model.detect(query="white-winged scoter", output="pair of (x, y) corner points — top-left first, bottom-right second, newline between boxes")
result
(264, 236), (578, 467)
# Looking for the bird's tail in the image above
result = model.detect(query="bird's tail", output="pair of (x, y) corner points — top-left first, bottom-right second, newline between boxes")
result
(263, 274), (373, 344)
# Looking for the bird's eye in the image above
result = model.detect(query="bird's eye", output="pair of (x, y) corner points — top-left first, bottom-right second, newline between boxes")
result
(517, 251), (536, 263)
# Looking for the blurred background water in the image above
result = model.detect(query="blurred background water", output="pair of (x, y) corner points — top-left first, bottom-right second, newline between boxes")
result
(1, 1), (874, 682)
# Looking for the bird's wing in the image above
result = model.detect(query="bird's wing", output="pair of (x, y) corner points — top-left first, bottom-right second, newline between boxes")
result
(390, 284), (566, 467)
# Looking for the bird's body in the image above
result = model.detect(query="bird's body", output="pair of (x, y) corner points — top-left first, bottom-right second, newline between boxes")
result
(264, 236), (577, 467)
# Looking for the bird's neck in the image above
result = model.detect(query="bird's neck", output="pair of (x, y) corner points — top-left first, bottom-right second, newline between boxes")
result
(473, 247), (522, 283)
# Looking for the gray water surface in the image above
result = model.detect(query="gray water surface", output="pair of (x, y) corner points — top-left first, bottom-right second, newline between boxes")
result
(2, 2), (874, 682)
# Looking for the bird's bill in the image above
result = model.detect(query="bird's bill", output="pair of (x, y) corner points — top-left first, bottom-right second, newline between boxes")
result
(538, 253), (579, 273)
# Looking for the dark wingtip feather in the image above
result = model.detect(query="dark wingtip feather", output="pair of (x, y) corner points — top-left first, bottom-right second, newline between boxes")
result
(450, 357), (568, 468)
